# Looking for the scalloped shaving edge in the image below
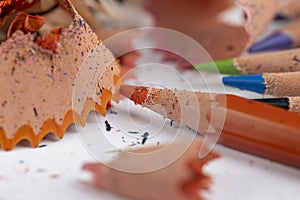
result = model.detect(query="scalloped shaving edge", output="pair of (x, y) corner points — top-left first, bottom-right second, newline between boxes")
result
(0, 85), (118, 150)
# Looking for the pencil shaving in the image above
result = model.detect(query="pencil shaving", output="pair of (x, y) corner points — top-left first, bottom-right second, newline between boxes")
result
(83, 140), (219, 200)
(236, 0), (284, 49)
(0, 0), (121, 150)
(146, 0), (283, 66)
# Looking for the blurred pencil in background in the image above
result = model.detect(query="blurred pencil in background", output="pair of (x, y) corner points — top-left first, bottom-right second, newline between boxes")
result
(249, 19), (300, 52)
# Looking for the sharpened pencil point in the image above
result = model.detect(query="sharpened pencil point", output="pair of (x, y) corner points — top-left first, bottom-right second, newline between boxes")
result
(222, 74), (266, 94)
(120, 85), (149, 105)
(254, 98), (290, 110)
(194, 58), (241, 75)
(249, 33), (293, 53)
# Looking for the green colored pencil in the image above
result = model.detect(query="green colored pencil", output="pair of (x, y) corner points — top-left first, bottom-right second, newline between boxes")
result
(194, 48), (300, 75)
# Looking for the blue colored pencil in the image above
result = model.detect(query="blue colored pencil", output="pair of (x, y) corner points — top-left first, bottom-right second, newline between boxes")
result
(222, 72), (300, 97)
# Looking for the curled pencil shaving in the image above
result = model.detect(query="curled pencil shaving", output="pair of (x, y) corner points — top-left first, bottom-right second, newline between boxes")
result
(0, 0), (121, 150)
(0, 0), (37, 23)
(0, 0), (38, 40)
(83, 140), (219, 200)
(7, 11), (45, 37)
(36, 26), (62, 53)
(146, 0), (285, 67)
(236, 0), (285, 49)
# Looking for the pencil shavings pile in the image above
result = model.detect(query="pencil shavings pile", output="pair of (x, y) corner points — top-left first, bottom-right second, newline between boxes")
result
(83, 140), (219, 200)
(146, 0), (285, 65)
(0, 0), (121, 150)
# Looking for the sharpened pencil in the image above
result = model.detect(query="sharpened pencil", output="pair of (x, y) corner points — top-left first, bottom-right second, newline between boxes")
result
(222, 72), (300, 97)
(120, 85), (300, 168)
(254, 97), (300, 113)
(249, 19), (300, 53)
(194, 48), (300, 75)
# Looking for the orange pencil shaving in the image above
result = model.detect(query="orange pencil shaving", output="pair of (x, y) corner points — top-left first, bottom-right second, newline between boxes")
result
(120, 85), (300, 168)
(83, 140), (219, 200)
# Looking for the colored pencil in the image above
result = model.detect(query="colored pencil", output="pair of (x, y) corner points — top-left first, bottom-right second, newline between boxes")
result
(275, 0), (300, 20)
(120, 85), (300, 168)
(249, 19), (300, 53)
(222, 72), (300, 97)
(254, 97), (300, 113)
(194, 48), (300, 75)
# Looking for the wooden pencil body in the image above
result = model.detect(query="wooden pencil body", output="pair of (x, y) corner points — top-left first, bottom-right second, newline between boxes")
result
(136, 87), (216, 134)
(211, 95), (300, 168)
(264, 71), (300, 96)
(289, 97), (300, 113)
(235, 48), (300, 74)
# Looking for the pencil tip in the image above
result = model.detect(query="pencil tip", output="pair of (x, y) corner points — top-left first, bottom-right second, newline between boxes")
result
(120, 85), (149, 104)
(194, 58), (240, 75)
(222, 74), (266, 94)
(254, 98), (290, 110)
(249, 33), (293, 53)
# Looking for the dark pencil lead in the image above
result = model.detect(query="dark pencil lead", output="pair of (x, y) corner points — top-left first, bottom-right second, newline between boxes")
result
(142, 132), (149, 145)
(105, 120), (112, 131)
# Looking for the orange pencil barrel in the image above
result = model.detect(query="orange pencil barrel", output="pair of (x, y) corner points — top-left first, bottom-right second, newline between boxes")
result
(211, 95), (300, 168)
(121, 85), (300, 168)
